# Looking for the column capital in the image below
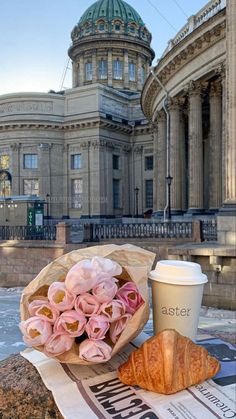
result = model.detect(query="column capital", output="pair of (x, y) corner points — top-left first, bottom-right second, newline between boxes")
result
(156, 109), (166, 122)
(188, 80), (208, 96)
(168, 96), (185, 111)
(215, 62), (226, 80)
(209, 79), (222, 97)
(10, 143), (21, 151)
(151, 121), (158, 133)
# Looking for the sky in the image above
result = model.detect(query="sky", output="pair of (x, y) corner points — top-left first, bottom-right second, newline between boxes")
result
(1, 0), (208, 95)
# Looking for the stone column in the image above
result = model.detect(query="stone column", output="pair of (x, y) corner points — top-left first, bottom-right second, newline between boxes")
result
(180, 113), (187, 211)
(187, 81), (204, 213)
(217, 0), (236, 245)
(79, 55), (84, 86)
(209, 79), (222, 211)
(124, 50), (129, 89)
(92, 50), (97, 83)
(137, 55), (143, 91)
(72, 62), (78, 88)
(62, 145), (69, 218)
(155, 110), (166, 215)
(220, 64), (226, 203)
(10, 143), (21, 195)
(169, 97), (184, 213)
(108, 49), (113, 87)
(38, 144), (51, 198)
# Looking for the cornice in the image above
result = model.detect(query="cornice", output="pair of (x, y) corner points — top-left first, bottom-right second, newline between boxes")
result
(142, 10), (226, 120)
(0, 117), (148, 135)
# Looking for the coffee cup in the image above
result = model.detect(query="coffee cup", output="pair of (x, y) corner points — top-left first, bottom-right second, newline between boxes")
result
(149, 260), (208, 339)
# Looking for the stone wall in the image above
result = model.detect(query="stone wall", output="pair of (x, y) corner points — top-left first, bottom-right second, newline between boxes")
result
(0, 239), (235, 310)
(168, 244), (236, 310)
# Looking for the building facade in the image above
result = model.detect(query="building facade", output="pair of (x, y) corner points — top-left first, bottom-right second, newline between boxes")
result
(142, 0), (234, 224)
(0, 0), (234, 229)
(0, 0), (155, 220)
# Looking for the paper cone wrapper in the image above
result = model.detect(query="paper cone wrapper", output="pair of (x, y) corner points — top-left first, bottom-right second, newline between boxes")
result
(20, 244), (155, 364)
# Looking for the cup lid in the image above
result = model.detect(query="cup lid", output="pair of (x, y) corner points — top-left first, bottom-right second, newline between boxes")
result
(149, 260), (208, 285)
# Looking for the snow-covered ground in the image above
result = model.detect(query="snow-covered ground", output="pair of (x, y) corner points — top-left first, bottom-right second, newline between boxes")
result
(0, 287), (235, 361)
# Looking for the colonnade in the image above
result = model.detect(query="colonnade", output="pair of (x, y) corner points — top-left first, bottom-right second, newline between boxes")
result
(154, 76), (224, 215)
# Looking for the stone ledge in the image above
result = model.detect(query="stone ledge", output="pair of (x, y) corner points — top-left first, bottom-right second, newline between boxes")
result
(0, 354), (63, 419)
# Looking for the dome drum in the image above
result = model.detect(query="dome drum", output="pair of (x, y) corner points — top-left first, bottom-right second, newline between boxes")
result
(69, 0), (154, 92)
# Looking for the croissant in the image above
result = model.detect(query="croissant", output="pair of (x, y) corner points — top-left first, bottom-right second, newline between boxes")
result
(118, 329), (220, 394)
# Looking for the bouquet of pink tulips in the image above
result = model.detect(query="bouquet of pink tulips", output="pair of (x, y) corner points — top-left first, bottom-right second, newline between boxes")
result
(20, 245), (155, 364)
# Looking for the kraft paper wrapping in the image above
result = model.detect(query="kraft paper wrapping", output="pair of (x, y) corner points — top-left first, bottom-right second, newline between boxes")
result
(20, 244), (155, 364)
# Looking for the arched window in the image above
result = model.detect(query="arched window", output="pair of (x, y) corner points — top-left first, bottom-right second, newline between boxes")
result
(113, 59), (123, 80)
(0, 171), (11, 197)
(97, 20), (105, 32)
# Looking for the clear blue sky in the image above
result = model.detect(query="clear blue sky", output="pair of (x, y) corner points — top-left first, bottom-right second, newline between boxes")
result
(1, 0), (207, 95)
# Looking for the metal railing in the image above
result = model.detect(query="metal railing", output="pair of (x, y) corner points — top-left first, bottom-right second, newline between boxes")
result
(0, 225), (56, 241)
(162, 0), (226, 57)
(93, 222), (192, 241)
(201, 219), (217, 241)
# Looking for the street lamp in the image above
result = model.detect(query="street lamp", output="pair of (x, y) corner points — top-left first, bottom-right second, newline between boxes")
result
(166, 175), (173, 222)
(134, 187), (139, 218)
(149, 66), (172, 222)
(46, 194), (50, 223)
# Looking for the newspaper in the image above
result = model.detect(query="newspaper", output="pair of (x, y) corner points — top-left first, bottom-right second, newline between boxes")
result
(21, 332), (236, 419)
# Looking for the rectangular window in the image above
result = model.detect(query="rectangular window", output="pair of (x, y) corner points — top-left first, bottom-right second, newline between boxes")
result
(0, 155), (9, 170)
(113, 155), (120, 170)
(113, 179), (120, 209)
(129, 63), (136, 82)
(71, 154), (82, 170)
(145, 156), (153, 171)
(113, 59), (122, 80)
(85, 62), (93, 81)
(145, 179), (153, 208)
(24, 154), (38, 169)
(23, 179), (39, 196)
(71, 179), (83, 209)
(98, 60), (108, 80)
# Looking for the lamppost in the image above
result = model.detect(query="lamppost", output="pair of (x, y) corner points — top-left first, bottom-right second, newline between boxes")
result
(134, 187), (139, 218)
(46, 194), (50, 224)
(149, 66), (172, 222)
(166, 175), (173, 222)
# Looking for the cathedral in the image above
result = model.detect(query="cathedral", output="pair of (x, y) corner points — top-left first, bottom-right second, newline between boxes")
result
(0, 0), (155, 220)
(0, 0), (234, 233)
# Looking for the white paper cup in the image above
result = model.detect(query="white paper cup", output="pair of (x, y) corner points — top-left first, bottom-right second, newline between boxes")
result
(149, 260), (208, 339)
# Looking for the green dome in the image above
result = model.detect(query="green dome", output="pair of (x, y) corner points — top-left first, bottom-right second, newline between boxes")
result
(78, 0), (144, 27)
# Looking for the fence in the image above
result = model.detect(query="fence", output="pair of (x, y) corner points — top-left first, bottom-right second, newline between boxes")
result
(0, 219), (217, 243)
(0, 225), (56, 241)
(200, 219), (217, 241)
(91, 222), (192, 241)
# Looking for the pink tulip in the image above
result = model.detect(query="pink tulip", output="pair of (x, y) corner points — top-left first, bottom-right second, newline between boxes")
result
(19, 316), (52, 346)
(85, 315), (110, 340)
(54, 310), (87, 337)
(79, 339), (112, 363)
(75, 293), (100, 317)
(48, 282), (76, 311)
(91, 256), (122, 280)
(92, 278), (118, 303)
(109, 313), (132, 344)
(116, 282), (144, 314)
(28, 300), (59, 323)
(99, 300), (126, 322)
(65, 259), (99, 295)
(45, 333), (74, 356)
